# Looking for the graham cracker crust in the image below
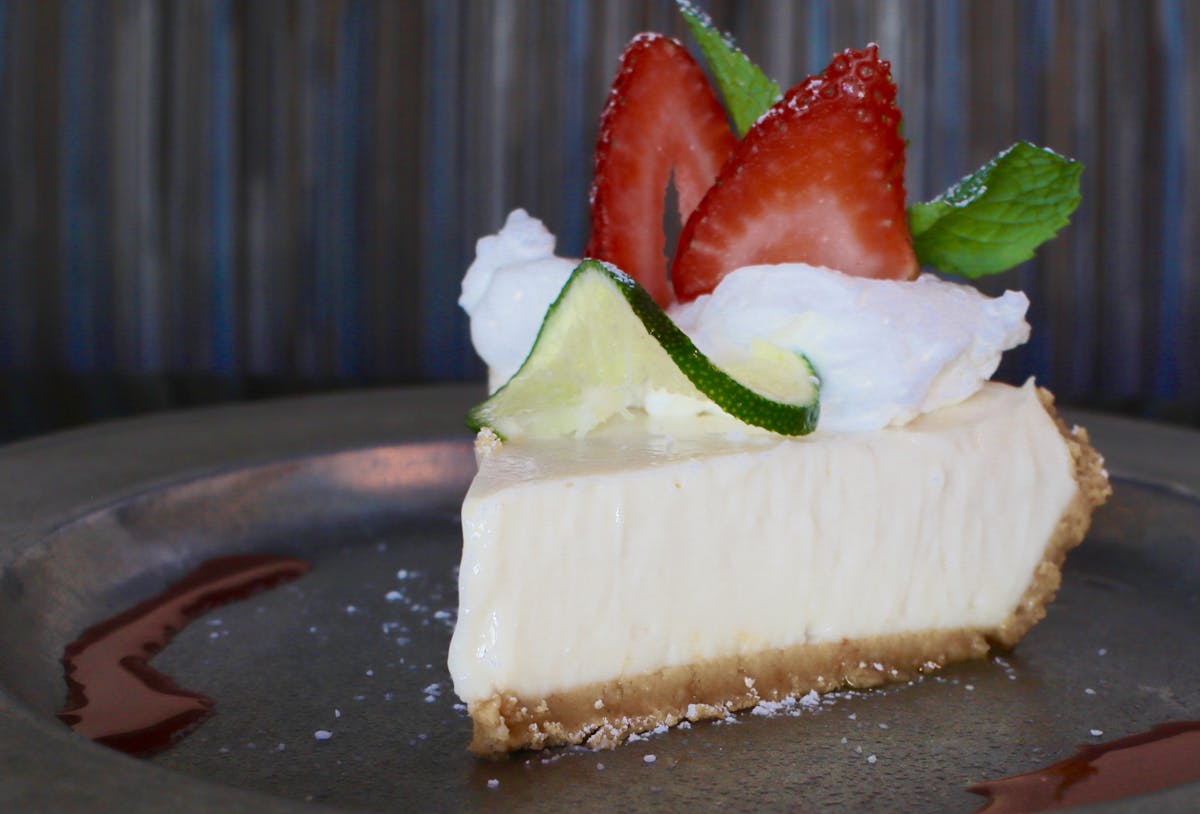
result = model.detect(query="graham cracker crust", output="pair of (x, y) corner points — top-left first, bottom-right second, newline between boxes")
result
(467, 390), (1111, 756)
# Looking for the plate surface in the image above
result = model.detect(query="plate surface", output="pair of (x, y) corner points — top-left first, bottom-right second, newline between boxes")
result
(0, 384), (1197, 813)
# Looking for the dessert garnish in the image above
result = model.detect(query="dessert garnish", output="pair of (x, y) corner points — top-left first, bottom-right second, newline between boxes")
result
(677, 1), (1082, 284)
(676, 1), (780, 138)
(467, 260), (818, 439)
(584, 33), (734, 309)
(669, 42), (917, 300)
(467, 1), (1082, 440)
(968, 721), (1200, 813)
(58, 555), (309, 756)
(908, 141), (1083, 278)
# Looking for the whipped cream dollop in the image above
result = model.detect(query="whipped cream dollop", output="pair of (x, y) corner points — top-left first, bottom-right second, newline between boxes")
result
(673, 267), (1029, 431)
(459, 210), (578, 392)
(459, 210), (1030, 433)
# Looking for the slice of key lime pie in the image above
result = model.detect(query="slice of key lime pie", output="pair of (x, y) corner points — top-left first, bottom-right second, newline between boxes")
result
(448, 8), (1109, 756)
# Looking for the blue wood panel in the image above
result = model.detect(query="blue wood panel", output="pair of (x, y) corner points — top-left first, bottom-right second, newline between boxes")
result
(0, 0), (1196, 439)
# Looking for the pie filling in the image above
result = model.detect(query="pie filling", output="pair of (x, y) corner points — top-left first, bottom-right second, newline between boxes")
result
(449, 382), (1111, 754)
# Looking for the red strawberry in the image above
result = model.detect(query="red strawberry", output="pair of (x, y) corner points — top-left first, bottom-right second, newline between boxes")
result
(585, 33), (735, 308)
(671, 44), (918, 303)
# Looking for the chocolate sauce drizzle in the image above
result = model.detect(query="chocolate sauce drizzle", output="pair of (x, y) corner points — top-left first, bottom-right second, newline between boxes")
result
(970, 721), (1200, 812)
(57, 554), (310, 756)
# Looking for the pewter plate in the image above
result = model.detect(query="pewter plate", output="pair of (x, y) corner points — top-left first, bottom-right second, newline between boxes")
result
(0, 384), (1197, 813)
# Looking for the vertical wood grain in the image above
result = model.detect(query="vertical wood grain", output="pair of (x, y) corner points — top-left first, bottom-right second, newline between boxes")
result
(0, 0), (1196, 438)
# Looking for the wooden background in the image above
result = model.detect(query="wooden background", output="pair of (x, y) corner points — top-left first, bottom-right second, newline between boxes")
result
(1, 0), (1197, 440)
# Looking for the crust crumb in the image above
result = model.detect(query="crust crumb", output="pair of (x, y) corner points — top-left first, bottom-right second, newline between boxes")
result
(991, 389), (1112, 647)
(474, 427), (502, 460)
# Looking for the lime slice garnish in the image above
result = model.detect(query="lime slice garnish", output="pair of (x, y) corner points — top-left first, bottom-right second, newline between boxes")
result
(467, 260), (819, 439)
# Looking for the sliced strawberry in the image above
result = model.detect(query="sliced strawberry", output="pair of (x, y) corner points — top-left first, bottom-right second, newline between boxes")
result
(671, 44), (918, 303)
(585, 33), (735, 308)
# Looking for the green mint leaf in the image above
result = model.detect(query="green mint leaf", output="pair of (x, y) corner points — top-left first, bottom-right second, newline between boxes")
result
(677, 0), (780, 137)
(909, 141), (1083, 278)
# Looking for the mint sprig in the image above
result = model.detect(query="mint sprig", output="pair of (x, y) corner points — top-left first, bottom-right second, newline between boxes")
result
(677, 1), (779, 137)
(909, 142), (1082, 278)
